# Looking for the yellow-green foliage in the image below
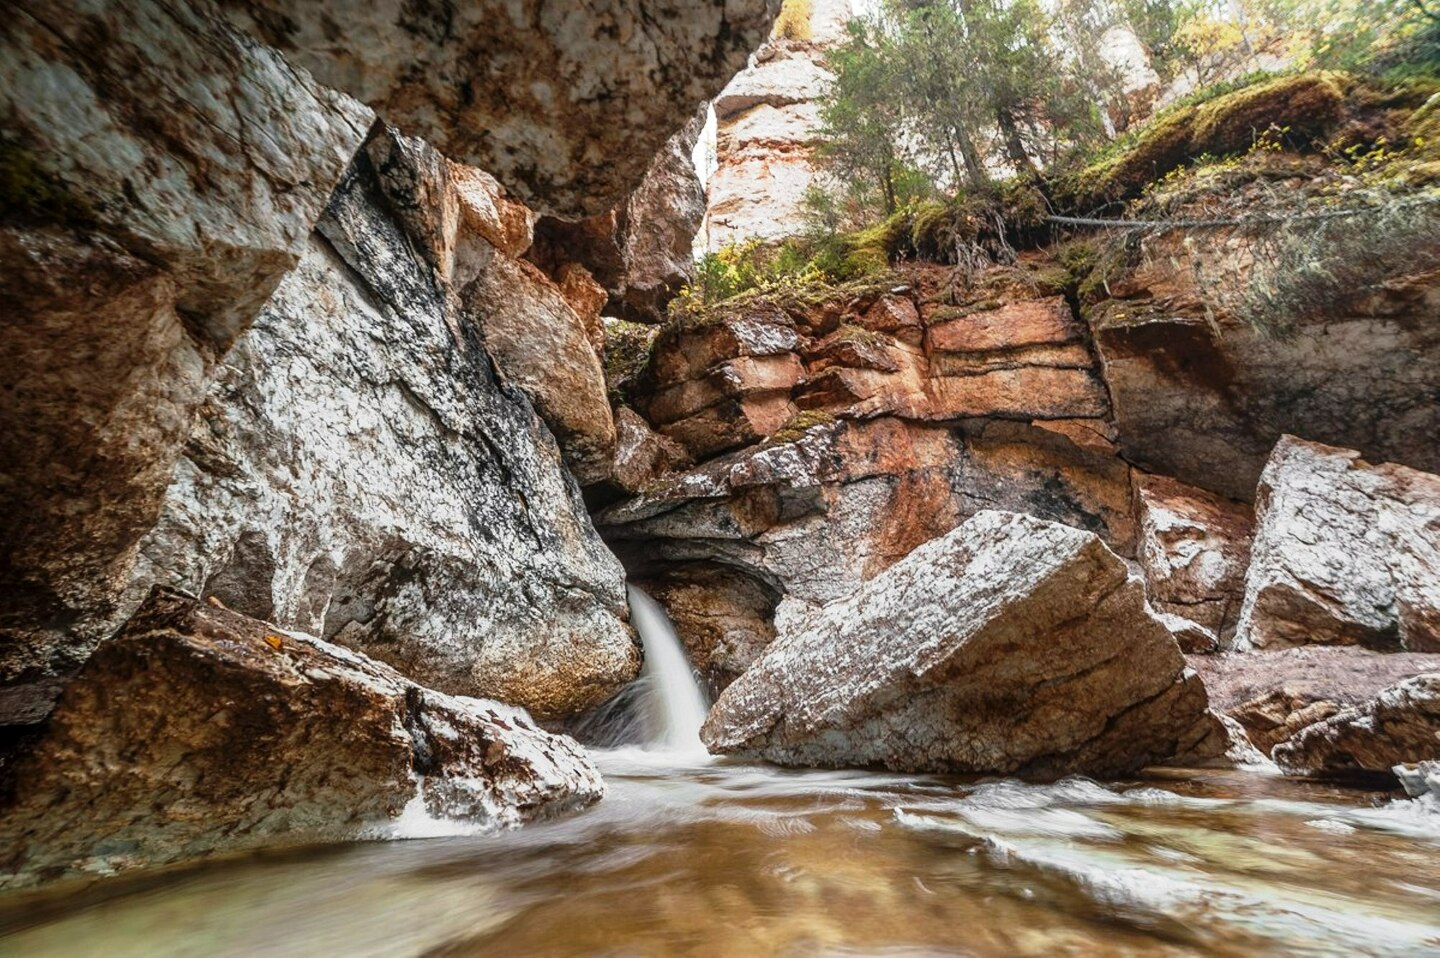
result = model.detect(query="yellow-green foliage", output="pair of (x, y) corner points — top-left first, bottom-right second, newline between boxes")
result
(772, 0), (812, 41)
(1062, 72), (1348, 207)
(0, 143), (93, 224)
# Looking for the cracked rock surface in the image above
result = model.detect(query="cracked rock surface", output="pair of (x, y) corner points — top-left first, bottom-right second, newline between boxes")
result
(701, 511), (1227, 776)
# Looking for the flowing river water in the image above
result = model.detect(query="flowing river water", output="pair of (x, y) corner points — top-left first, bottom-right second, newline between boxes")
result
(2, 595), (1439, 956)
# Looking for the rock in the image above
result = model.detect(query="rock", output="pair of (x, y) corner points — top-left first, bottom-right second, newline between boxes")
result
(1234, 437), (1440, 652)
(1087, 235), (1440, 500)
(1134, 475), (1254, 644)
(219, 0), (780, 216)
(459, 236), (617, 486)
(449, 162), (536, 260)
(1272, 674), (1440, 779)
(0, 589), (603, 890)
(527, 107), (708, 324)
(705, 39), (836, 249)
(0, 0), (371, 721)
(700, 511), (1224, 776)
(599, 416), (1139, 607)
(1394, 760), (1440, 799)
(1189, 646), (1440, 755)
(611, 407), (692, 495)
(1155, 611), (1221, 654)
(611, 110), (710, 322)
(121, 132), (638, 720)
(633, 563), (779, 693)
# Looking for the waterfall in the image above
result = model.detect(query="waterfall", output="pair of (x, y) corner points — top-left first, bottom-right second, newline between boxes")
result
(627, 585), (710, 755)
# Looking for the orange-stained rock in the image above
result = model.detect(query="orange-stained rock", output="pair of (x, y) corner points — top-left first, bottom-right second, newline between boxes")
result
(645, 354), (806, 425)
(555, 262), (609, 355)
(922, 368), (1110, 421)
(449, 161), (535, 259)
(859, 294), (924, 345)
(925, 297), (1080, 353)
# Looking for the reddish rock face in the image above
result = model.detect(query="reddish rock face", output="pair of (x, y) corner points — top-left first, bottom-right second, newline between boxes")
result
(1087, 234), (1440, 501)
(0, 589), (604, 890)
(925, 297), (1080, 353)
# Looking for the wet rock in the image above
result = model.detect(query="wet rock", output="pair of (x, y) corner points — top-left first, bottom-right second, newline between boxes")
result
(0, 0), (371, 720)
(0, 589), (603, 890)
(1272, 673), (1440, 779)
(1234, 437), (1440, 652)
(219, 0), (780, 216)
(123, 132), (638, 719)
(633, 563), (780, 693)
(1394, 761), (1440, 799)
(701, 511), (1224, 776)
(1191, 647), (1440, 755)
(1134, 475), (1254, 644)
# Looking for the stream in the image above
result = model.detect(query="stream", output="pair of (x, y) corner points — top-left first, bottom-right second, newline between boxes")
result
(2, 592), (1438, 956)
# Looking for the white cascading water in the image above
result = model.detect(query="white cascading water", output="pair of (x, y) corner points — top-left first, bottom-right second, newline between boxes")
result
(626, 584), (710, 756)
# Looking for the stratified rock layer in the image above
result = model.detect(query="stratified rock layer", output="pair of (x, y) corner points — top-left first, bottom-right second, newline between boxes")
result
(1087, 237), (1440, 500)
(218, 0), (780, 216)
(1234, 437), (1440, 653)
(701, 511), (1224, 776)
(0, 589), (604, 890)
(1272, 673), (1440, 778)
(124, 128), (637, 719)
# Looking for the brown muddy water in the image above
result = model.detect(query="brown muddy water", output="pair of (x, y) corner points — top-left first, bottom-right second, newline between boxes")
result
(1, 751), (1437, 957)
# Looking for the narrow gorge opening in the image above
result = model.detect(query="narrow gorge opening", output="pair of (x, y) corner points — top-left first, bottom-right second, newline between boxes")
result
(2, 0), (1439, 954)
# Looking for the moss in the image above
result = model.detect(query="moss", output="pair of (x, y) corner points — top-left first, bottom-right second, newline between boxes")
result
(766, 409), (837, 445)
(602, 319), (658, 396)
(771, 0), (812, 40)
(833, 322), (886, 346)
(1062, 72), (1348, 208)
(0, 143), (94, 226)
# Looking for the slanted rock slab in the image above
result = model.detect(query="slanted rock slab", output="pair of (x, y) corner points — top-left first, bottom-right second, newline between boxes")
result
(701, 511), (1225, 776)
(0, 589), (604, 890)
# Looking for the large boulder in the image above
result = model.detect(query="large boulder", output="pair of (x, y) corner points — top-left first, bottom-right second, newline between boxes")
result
(1234, 437), (1440, 653)
(0, 589), (604, 890)
(1134, 475), (1254, 646)
(700, 511), (1225, 776)
(1272, 673), (1440, 779)
(0, 0), (372, 722)
(218, 0), (781, 216)
(121, 128), (638, 720)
